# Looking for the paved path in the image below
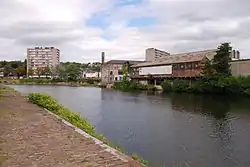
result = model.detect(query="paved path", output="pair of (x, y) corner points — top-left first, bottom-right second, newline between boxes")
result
(0, 87), (144, 167)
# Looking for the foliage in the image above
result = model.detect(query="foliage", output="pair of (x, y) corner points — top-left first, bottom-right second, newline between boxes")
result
(202, 60), (215, 77)
(27, 93), (147, 165)
(161, 80), (172, 92)
(212, 42), (232, 76)
(42, 66), (52, 77)
(113, 78), (156, 91)
(172, 79), (189, 92)
(131, 153), (148, 165)
(162, 76), (250, 96)
(244, 88), (250, 96)
(0, 60), (26, 77)
(65, 63), (82, 81)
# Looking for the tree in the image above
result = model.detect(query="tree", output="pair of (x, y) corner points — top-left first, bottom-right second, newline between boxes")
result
(65, 63), (82, 81)
(202, 60), (215, 77)
(3, 64), (13, 77)
(42, 66), (52, 78)
(36, 68), (44, 78)
(213, 42), (232, 76)
(15, 65), (26, 78)
(28, 68), (34, 77)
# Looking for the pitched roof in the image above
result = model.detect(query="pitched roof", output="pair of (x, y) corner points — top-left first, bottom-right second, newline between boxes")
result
(132, 49), (217, 67)
(105, 60), (145, 65)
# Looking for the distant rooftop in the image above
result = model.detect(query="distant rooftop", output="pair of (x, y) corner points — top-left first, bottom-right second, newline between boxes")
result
(105, 60), (145, 65)
(132, 49), (217, 67)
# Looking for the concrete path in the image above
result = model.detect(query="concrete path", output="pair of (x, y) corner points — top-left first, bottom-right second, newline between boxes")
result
(0, 87), (144, 167)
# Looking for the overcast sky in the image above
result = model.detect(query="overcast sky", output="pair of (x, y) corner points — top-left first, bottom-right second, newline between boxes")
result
(0, 0), (250, 62)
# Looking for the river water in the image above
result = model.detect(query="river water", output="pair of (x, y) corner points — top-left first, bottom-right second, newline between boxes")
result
(10, 85), (250, 167)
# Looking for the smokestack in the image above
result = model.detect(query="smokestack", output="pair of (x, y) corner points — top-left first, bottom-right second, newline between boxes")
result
(231, 50), (236, 59)
(101, 52), (105, 64)
(236, 50), (240, 59)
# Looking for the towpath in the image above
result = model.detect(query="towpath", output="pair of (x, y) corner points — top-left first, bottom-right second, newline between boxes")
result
(0, 86), (144, 167)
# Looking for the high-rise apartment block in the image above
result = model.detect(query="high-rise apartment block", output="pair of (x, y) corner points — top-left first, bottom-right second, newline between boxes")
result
(27, 47), (60, 76)
(145, 48), (171, 62)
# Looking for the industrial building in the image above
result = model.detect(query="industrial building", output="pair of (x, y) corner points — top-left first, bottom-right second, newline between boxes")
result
(130, 48), (242, 84)
(27, 46), (60, 77)
(100, 52), (144, 84)
(230, 59), (250, 76)
(101, 47), (245, 85)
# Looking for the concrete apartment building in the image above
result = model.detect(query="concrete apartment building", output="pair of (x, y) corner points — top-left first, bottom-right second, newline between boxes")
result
(145, 48), (171, 62)
(27, 47), (60, 76)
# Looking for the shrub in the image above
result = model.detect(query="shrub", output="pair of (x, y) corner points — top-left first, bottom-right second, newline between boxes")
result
(172, 79), (189, 92)
(244, 88), (250, 96)
(161, 80), (172, 92)
(113, 78), (155, 91)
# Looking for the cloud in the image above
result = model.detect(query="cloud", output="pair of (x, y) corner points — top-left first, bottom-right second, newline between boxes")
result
(0, 0), (250, 62)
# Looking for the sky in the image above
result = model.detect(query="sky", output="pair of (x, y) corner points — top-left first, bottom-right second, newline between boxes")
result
(0, 0), (250, 62)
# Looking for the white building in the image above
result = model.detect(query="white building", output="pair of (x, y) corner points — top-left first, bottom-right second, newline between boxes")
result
(83, 71), (101, 78)
(27, 46), (60, 76)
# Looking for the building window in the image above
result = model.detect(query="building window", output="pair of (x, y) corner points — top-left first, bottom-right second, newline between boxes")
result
(110, 71), (113, 75)
(115, 77), (118, 81)
(185, 63), (192, 69)
(180, 64), (184, 69)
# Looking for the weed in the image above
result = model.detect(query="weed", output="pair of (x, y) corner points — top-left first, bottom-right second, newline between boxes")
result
(0, 138), (6, 143)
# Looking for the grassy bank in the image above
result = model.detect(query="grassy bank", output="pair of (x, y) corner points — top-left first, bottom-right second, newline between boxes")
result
(27, 93), (148, 165)
(161, 76), (250, 96)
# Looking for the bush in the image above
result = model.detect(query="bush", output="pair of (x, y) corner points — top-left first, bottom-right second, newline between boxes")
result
(172, 79), (189, 92)
(161, 80), (172, 92)
(244, 88), (250, 96)
(113, 78), (155, 91)
(161, 76), (250, 96)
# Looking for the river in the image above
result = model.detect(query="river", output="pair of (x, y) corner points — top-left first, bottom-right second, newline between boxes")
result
(10, 85), (250, 167)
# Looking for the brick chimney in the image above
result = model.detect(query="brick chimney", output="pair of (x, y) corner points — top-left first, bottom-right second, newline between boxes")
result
(101, 52), (105, 64)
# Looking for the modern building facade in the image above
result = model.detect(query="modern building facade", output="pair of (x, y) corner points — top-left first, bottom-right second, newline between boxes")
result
(27, 47), (60, 76)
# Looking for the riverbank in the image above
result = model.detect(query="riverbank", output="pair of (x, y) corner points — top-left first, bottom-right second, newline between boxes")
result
(0, 85), (145, 167)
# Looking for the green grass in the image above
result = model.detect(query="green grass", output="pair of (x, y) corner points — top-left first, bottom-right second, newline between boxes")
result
(131, 153), (148, 165)
(27, 93), (147, 165)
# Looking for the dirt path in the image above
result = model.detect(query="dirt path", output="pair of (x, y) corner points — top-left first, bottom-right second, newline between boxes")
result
(0, 86), (144, 167)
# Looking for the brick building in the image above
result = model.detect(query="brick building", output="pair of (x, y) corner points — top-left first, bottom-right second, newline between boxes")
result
(100, 52), (144, 84)
(27, 47), (60, 76)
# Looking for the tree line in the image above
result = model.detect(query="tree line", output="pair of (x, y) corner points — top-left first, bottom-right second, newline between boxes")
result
(0, 61), (101, 81)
